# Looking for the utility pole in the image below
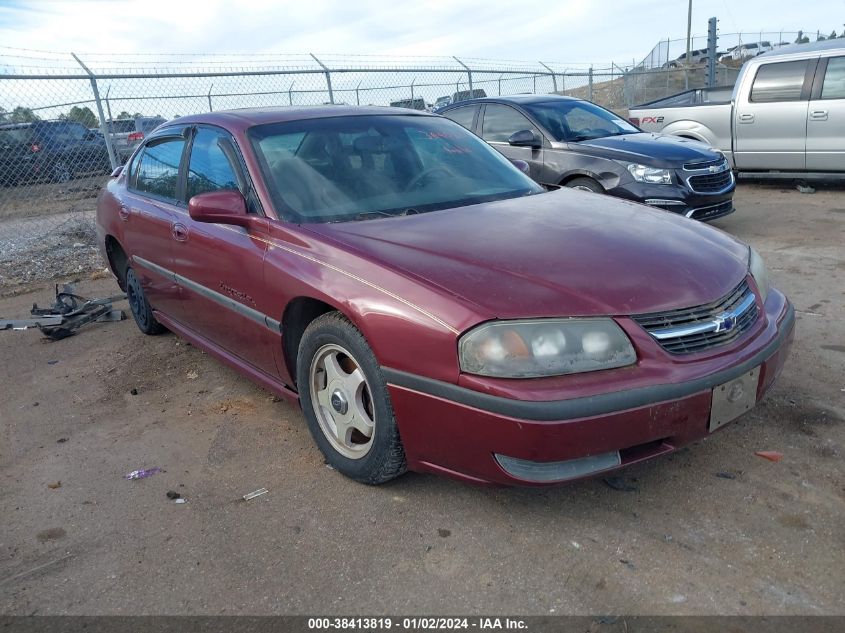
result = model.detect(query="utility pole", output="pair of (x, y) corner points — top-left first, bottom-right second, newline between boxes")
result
(685, 0), (693, 65)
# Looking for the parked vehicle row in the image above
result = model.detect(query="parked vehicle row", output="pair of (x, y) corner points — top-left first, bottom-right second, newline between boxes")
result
(97, 105), (793, 487)
(630, 39), (845, 176)
(0, 119), (111, 186)
(441, 95), (735, 221)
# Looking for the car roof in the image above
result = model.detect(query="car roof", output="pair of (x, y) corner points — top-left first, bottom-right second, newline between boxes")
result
(160, 106), (434, 134)
(759, 38), (845, 58)
(440, 94), (582, 110)
(0, 119), (80, 130)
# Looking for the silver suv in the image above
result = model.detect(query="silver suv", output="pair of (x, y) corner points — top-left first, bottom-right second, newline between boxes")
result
(107, 116), (166, 161)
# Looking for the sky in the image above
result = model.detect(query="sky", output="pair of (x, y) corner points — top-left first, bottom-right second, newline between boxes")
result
(0, 0), (843, 66)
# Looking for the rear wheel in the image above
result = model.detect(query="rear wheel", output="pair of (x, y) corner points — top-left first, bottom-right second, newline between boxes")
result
(297, 312), (406, 484)
(52, 162), (72, 183)
(564, 177), (603, 193)
(125, 266), (166, 335)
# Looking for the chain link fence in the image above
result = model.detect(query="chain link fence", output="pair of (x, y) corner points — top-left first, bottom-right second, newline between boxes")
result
(0, 41), (802, 288)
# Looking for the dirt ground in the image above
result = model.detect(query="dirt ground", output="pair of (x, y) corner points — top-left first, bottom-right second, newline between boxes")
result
(0, 183), (843, 615)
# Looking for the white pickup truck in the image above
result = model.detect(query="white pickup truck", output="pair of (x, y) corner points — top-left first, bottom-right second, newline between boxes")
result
(629, 39), (845, 177)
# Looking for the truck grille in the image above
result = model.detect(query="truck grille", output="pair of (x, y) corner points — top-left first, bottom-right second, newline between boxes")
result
(688, 170), (733, 193)
(633, 280), (758, 354)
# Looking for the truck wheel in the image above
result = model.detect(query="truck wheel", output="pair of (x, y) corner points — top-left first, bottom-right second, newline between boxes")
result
(565, 177), (604, 193)
(125, 266), (167, 335)
(52, 162), (72, 183)
(297, 312), (407, 484)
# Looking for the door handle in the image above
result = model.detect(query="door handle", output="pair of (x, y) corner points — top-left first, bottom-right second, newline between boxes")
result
(738, 113), (755, 123)
(171, 223), (188, 242)
(809, 110), (828, 121)
(118, 204), (130, 221)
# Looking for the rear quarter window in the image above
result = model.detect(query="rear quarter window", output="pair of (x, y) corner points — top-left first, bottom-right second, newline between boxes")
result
(442, 106), (476, 131)
(821, 57), (845, 100)
(750, 60), (811, 102)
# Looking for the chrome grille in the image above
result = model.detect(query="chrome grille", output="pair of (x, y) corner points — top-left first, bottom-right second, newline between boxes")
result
(633, 280), (759, 354)
(689, 170), (733, 193)
(683, 158), (723, 171)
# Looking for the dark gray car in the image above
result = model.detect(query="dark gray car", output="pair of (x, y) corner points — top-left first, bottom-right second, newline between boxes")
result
(439, 95), (736, 221)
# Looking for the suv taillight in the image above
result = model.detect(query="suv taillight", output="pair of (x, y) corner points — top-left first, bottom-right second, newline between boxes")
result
(128, 131), (144, 142)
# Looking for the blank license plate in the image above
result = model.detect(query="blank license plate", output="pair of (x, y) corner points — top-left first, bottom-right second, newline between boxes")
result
(709, 366), (760, 432)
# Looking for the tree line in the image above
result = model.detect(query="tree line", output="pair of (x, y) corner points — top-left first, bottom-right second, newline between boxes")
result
(0, 105), (151, 126)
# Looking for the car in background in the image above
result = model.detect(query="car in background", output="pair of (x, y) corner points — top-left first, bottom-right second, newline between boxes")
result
(664, 48), (713, 68)
(433, 95), (452, 110)
(432, 89), (487, 112)
(629, 39), (845, 176)
(389, 98), (428, 111)
(0, 119), (111, 186)
(107, 116), (166, 161)
(440, 95), (735, 221)
(732, 42), (773, 60)
(96, 106), (793, 486)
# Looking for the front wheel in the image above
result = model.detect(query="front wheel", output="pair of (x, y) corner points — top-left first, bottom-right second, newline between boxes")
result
(297, 312), (406, 484)
(564, 177), (603, 193)
(125, 266), (167, 335)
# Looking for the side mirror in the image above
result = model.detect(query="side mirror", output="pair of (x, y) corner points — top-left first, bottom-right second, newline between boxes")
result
(508, 129), (541, 148)
(188, 190), (250, 227)
(510, 159), (530, 175)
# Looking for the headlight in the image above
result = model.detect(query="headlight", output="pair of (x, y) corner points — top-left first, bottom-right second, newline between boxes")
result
(749, 247), (770, 303)
(627, 163), (673, 184)
(459, 318), (637, 378)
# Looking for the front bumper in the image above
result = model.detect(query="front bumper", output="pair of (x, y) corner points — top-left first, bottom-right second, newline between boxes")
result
(386, 292), (794, 486)
(607, 178), (735, 221)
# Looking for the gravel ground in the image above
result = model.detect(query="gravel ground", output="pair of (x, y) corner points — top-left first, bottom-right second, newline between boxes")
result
(0, 177), (106, 289)
(0, 183), (843, 615)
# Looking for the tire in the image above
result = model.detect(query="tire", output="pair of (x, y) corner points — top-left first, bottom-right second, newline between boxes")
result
(125, 266), (167, 335)
(297, 312), (407, 484)
(564, 177), (604, 193)
(52, 162), (72, 183)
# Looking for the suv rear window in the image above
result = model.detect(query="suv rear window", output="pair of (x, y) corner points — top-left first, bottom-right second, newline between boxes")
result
(108, 120), (135, 134)
(750, 60), (810, 102)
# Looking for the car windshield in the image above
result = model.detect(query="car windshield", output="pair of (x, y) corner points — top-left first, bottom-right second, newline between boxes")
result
(522, 100), (640, 143)
(249, 114), (543, 223)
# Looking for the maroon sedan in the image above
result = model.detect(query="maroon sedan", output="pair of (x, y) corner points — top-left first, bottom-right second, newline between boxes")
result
(96, 107), (794, 486)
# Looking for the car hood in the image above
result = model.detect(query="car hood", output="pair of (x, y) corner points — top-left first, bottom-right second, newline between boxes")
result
(566, 133), (722, 167)
(307, 189), (749, 320)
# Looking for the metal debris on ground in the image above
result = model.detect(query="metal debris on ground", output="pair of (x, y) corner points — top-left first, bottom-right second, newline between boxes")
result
(796, 184), (816, 194)
(124, 467), (162, 480)
(174, 498), (187, 504)
(242, 487), (269, 501)
(755, 450), (784, 462)
(716, 471), (737, 479)
(0, 284), (126, 340)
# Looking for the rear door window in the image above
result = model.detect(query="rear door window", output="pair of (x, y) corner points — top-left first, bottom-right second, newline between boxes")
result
(132, 137), (186, 201)
(186, 128), (240, 199)
(750, 60), (811, 102)
(481, 104), (540, 142)
(821, 56), (845, 100)
(442, 106), (477, 131)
